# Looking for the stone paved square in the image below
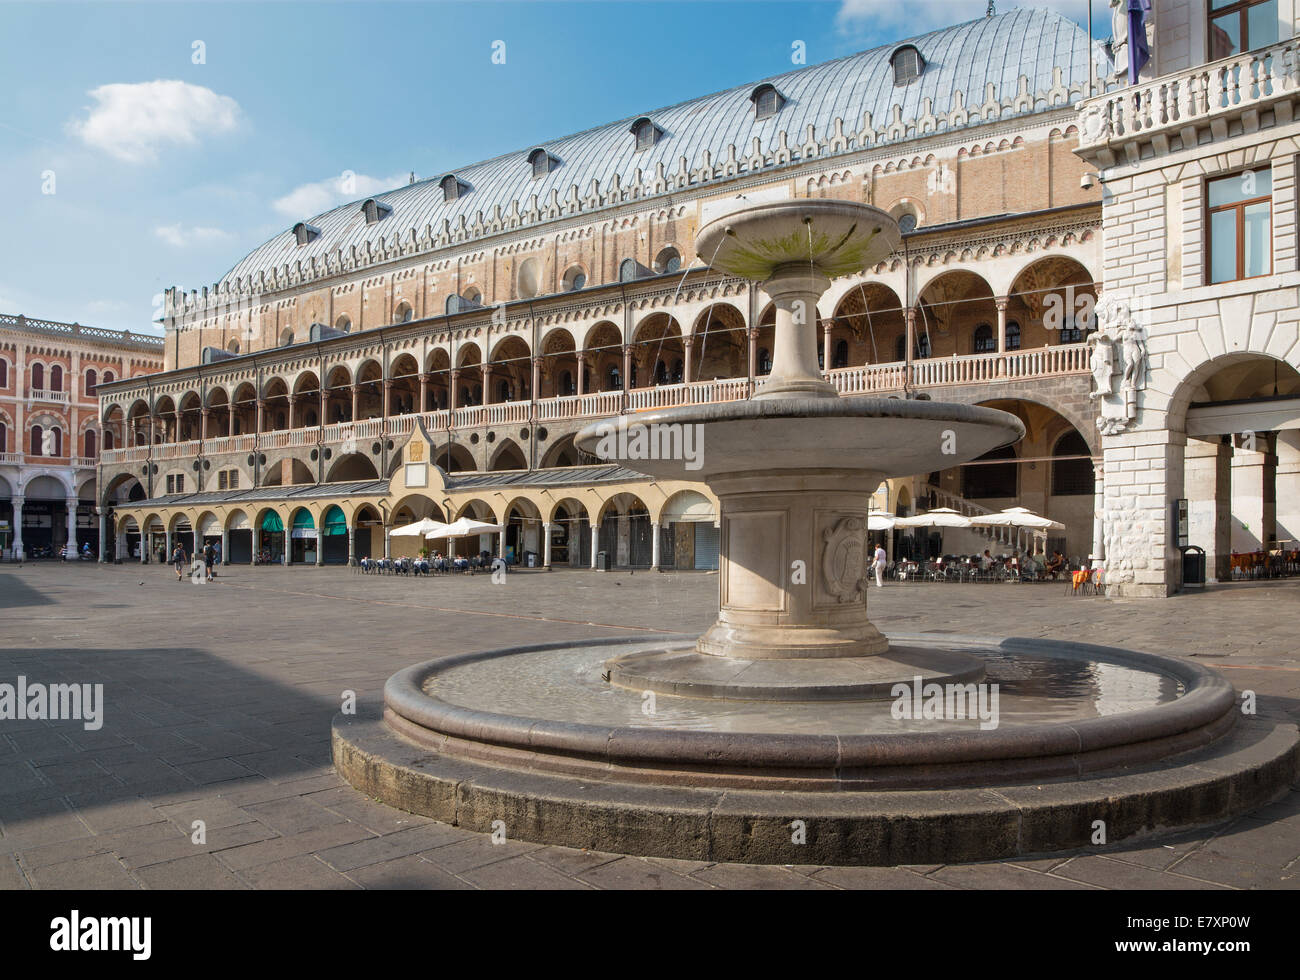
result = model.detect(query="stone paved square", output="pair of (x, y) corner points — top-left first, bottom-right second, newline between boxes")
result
(1, 562), (1297, 889)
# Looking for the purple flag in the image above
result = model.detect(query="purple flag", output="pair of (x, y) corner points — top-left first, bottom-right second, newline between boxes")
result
(1128, 0), (1151, 84)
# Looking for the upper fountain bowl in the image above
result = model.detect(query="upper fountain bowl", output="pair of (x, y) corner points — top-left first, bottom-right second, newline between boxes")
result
(697, 198), (902, 282)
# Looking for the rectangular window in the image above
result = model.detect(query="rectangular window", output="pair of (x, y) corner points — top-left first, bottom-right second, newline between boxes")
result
(166, 475), (174, 494)
(229, 470), (239, 489)
(218, 471), (228, 490)
(1207, 169), (1272, 283)
(1209, 0), (1278, 60)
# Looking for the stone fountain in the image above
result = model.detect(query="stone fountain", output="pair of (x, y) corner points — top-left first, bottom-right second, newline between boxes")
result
(333, 199), (1298, 866)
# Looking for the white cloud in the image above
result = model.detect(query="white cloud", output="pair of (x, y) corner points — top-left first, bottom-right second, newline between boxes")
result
(836, 0), (1109, 38)
(272, 172), (408, 219)
(68, 80), (241, 163)
(154, 223), (234, 248)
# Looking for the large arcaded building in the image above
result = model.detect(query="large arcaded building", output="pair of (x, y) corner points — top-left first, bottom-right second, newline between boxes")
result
(97, 8), (1108, 574)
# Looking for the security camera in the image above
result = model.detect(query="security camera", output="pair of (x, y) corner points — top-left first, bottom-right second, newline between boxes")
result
(1081, 172), (1098, 190)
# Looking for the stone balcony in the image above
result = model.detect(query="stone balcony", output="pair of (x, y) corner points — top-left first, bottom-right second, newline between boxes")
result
(99, 344), (1089, 467)
(27, 389), (71, 405)
(1077, 38), (1300, 165)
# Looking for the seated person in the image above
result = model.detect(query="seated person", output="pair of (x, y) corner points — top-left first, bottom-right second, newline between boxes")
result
(1045, 550), (1065, 578)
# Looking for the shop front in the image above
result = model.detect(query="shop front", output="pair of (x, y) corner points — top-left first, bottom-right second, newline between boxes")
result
(321, 505), (348, 564)
(260, 511), (285, 563)
(290, 508), (317, 564)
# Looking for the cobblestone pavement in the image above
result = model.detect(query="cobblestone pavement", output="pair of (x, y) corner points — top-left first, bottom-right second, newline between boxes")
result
(1, 562), (1297, 889)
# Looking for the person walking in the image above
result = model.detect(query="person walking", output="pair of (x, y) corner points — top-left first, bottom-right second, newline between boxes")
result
(202, 541), (216, 582)
(873, 542), (887, 588)
(171, 543), (186, 582)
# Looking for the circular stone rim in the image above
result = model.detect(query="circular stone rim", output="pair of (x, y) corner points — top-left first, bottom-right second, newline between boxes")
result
(383, 633), (1237, 773)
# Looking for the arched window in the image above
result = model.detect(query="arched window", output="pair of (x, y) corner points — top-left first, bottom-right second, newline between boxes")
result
(292, 222), (320, 245)
(103, 429), (114, 450)
(654, 247), (681, 275)
(898, 211), (918, 233)
(963, 445), (1018, 499)
(758, 348), (772, 375)
(463, 287), (481, 306)
(630, 117), (660, 151)
(0, 421), (6, 452)
(446, 294), (461, 314)
(892, 45), (924, 85)
(31, 363), (44, 391)
(528, 148), (556, 178)
(102, 371), (114, 385)
(1052, 431), (1094, 496)
(619, 258), (641, 283)
(30, 424), (43, 455)
(278, 328), (294, 347)
(49, 365), (63, 391)
(440, 175), (465, 201)
(84, 429), (97, 458)
(563, 266), (586, 291)
(393, 301), (413, 324)
(85, 369), (98, 395)
(833, 339), (849, 369)
(1005, 320), (1021, 351)
(361, 198), (391, 224)
(973, 324), (995, 354)
(751, 83), (784, 120)
(227, 338), (240, 354)
(335, 314), (352, 332)
(0, 359), (7, 387)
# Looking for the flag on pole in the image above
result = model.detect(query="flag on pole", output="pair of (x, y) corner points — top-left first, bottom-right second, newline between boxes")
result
(1128, 0), (1152, 84)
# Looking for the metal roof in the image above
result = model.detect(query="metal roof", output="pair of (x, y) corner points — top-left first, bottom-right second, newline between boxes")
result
(446, 464), (649, 490)
(130, 480), (389, 510)
(220, 8), (1090, 289)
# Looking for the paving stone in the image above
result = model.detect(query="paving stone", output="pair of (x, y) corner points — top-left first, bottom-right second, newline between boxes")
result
(809, 866), (961, 889)
(575, 857), (715, 890)
(27, 853), (140, 890)
(345, 855), (477, 890)
(417, 835), (543, 874)
(238, 855), (362, 890)
(134, 853), (248, 890)
(457, 855), (594, 889)
(215, 822), (376, 872)
(691, 863), (834, 889)
(318, 824), (469, 872)
(1055, 855), (1232, 890)
(930, 862), (1101, 890)
(0, 854), (30, 889)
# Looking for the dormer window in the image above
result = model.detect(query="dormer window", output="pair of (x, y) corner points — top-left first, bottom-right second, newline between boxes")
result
(528, 148), (557, 178)
(892, 45), (924, 86)
(293, 222), (320, 246)
(630, 117), (661, 152)
(362, 198), (392, 224)
(440, 174), (468, 202)
(750, 83), (784, 120)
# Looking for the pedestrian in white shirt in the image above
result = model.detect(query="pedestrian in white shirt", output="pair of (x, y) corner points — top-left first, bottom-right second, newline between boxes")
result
(873, 544), (887, 587)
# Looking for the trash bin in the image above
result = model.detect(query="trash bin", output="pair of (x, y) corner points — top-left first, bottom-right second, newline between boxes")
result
(597, 550), (611, 571)
(1181, 545), (1206, 587)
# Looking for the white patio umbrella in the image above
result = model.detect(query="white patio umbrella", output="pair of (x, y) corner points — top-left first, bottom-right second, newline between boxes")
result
(390, 517), (447, 537)
(867, 510), (896, 531)
(424, 516), (504, 538)
(892, 507), (971, 529)
(967, 507), (1064, 531)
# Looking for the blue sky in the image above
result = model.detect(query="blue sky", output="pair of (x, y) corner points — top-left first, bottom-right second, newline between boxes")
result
(0, 0), (1109, 333)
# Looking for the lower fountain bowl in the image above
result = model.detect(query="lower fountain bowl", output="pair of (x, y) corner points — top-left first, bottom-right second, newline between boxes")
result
(332, 633), (1300, 865)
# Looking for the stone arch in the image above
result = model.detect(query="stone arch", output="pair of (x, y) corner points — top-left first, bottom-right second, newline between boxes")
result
(489, 438), (527, 471)
(326, 452), (380, 482)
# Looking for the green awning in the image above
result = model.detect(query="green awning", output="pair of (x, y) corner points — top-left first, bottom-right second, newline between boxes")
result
(291, 509), (315, 529)
(322, 505), (347, 536)
(261, 511), (284, 532)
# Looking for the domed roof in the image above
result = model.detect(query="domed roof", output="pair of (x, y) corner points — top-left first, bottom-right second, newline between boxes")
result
(219, 7), (1091, 290)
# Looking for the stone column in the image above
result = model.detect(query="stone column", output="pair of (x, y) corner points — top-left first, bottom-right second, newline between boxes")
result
(1102, 429), (1186, 597)
(1185, 438), (1232, 581)
(252, 525), (260, 564)
(228, 408), (236, 437)
(590, 524), (599, 569)
(575, 357), (586, 398)
(498, 527), (507, 560)
(747, 327), (758, 389)
(347, 523), (356, 566)
(221, 526), (229, 566)
(192, 528), (200, 558)
(350, 384), (359, 421)
(1230, 438), (1274, 552)
(97, 509), (107, 562)
(822, 319), (833, 375)
(995, 296), (1009, 355)
(621, 345), (631, 392)
(418, 373), (429, 414)
(165, 527), (172, 559)
(683, 341), (693, 386)
(1274, 431), (1300, 552)
(1090, 458), (1106, 567)
(286, 393), (297, 430)
(651, 521), (661, 570)
(449, 370), (460, 411)
(315, 530), (324, 566)
(200, 407), (210, 442)
(530, 357), (541, 414)
(903, 307), (917, 393)
(65, 496), (78, 553)
(383, 525), (391, 559)
(256, 399), (265, 434)
(11, 495), (23, 560)
(542, 522), (552, 568)
(382, 380), (392, 419)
